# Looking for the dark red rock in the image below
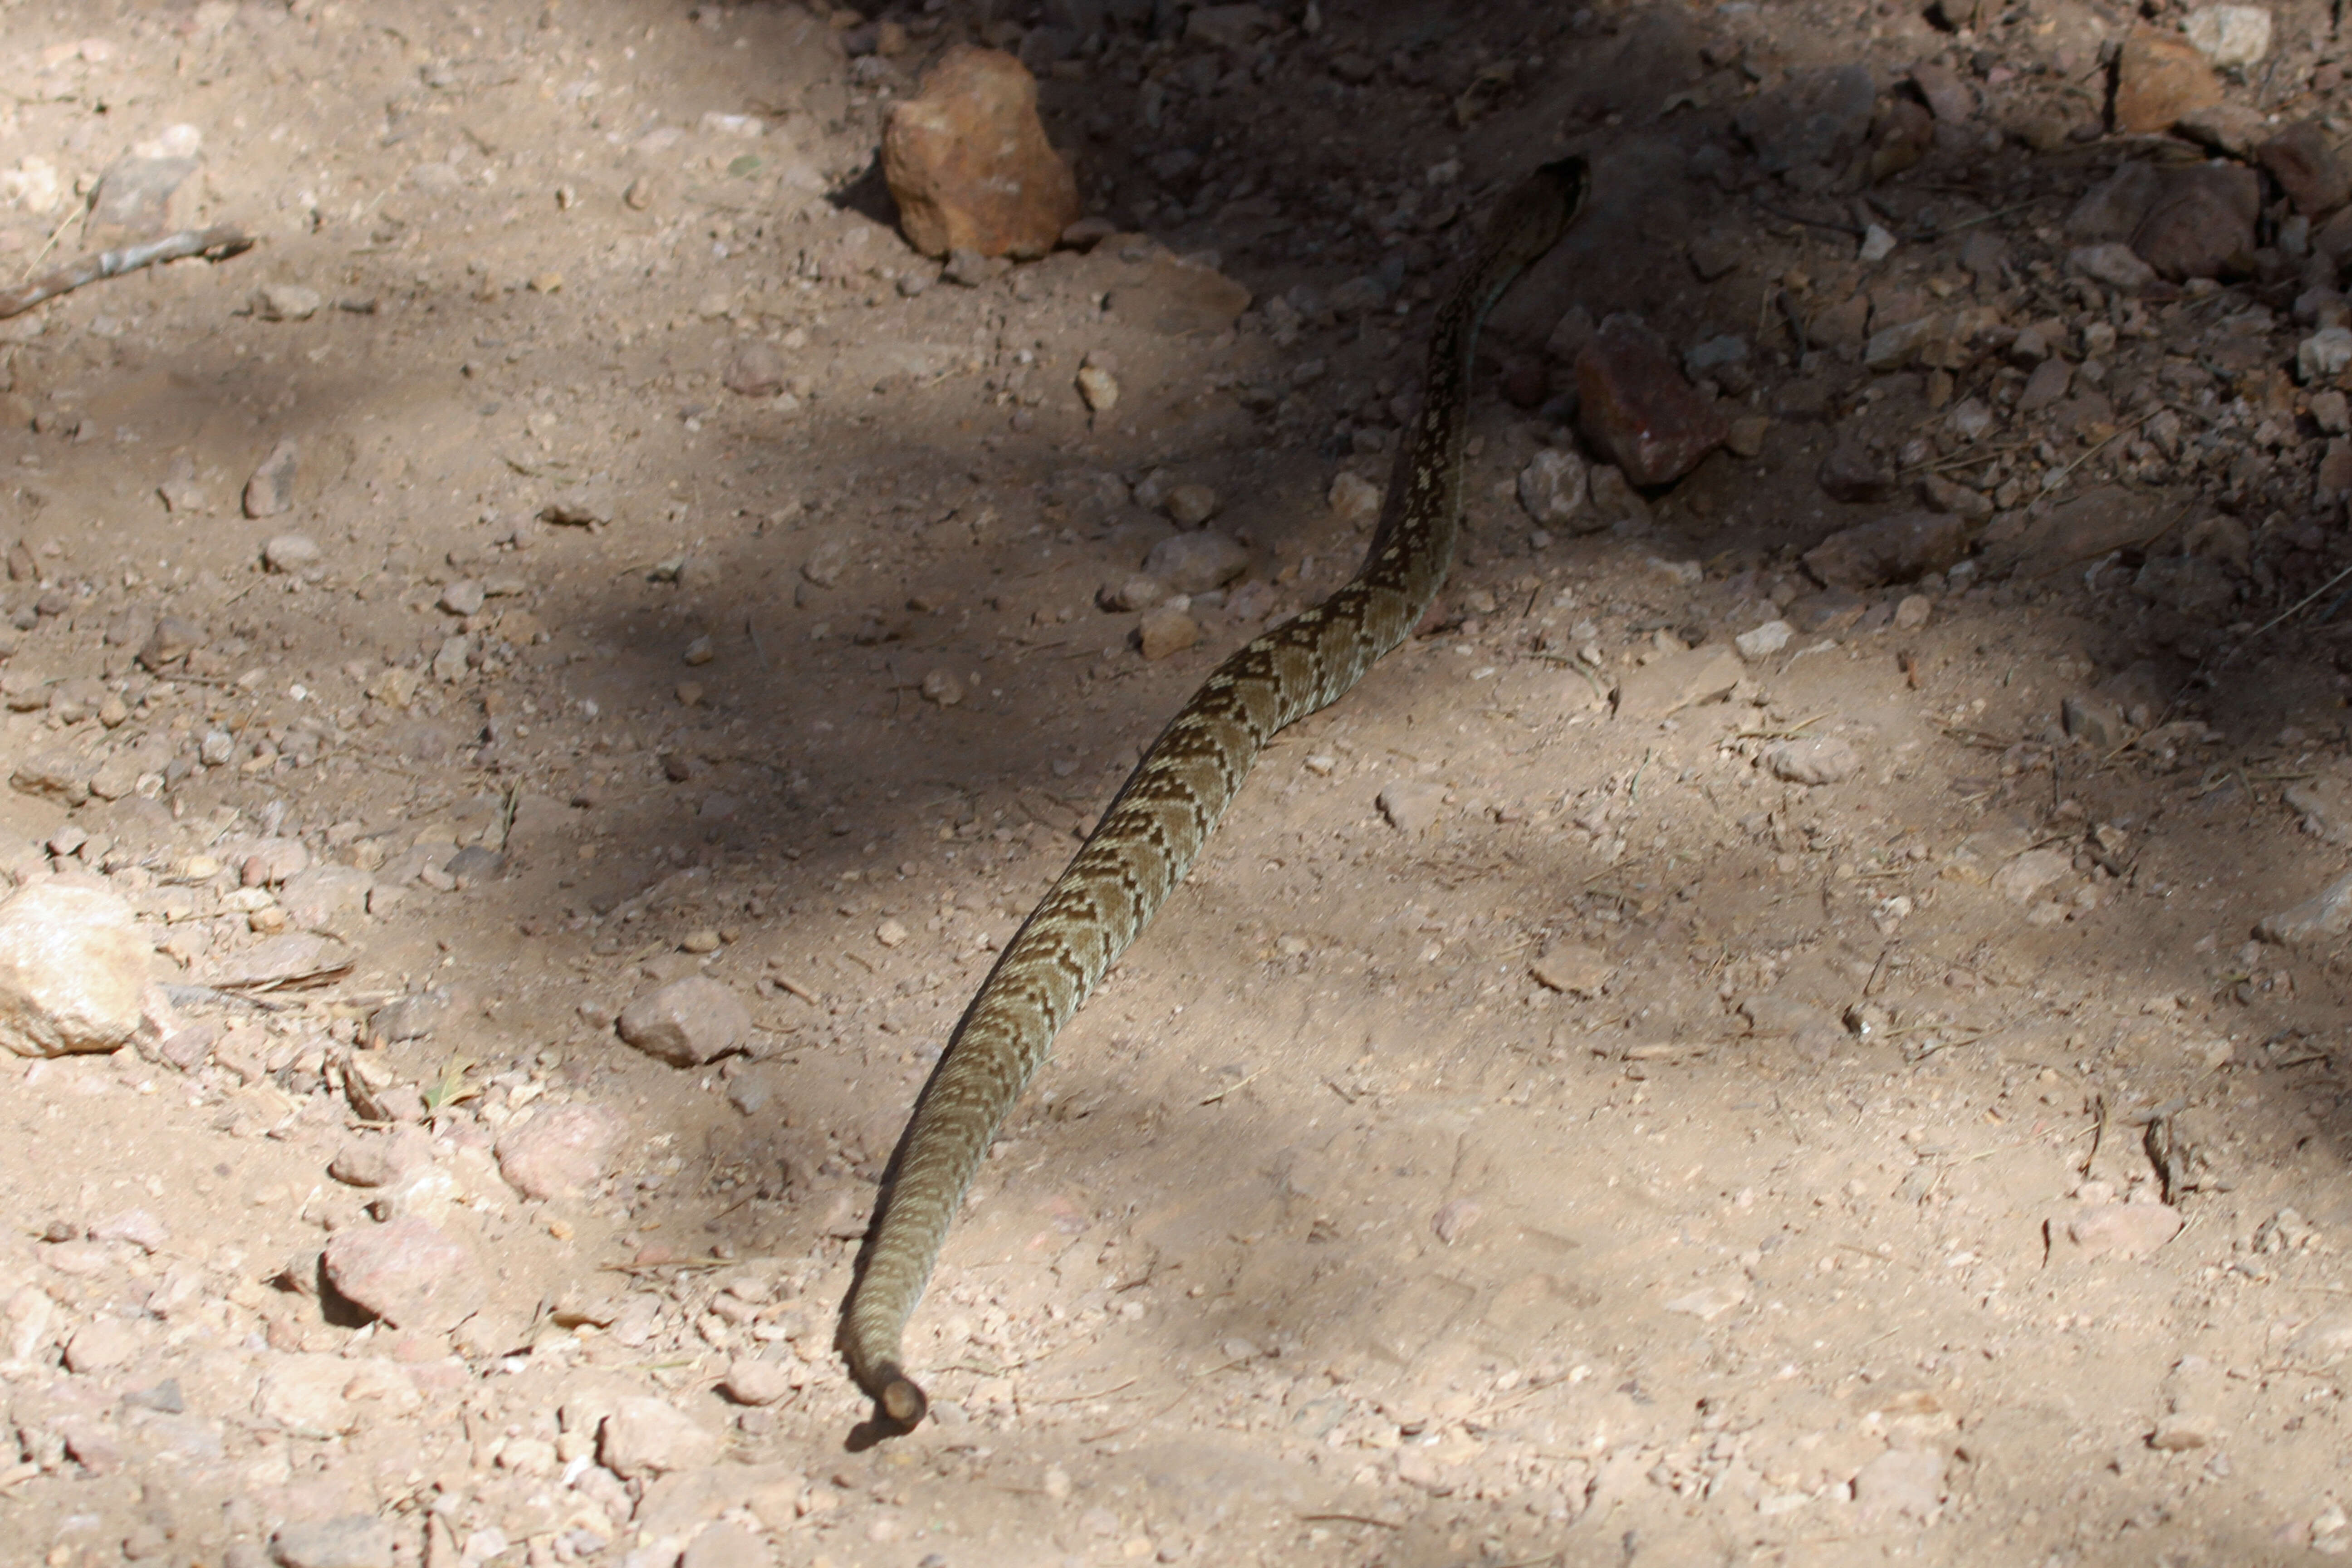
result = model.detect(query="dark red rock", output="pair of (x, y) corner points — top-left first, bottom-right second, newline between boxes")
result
(2132, 164), (2259, 281)
(1803, 512), (1969, 589)
(1573, 314), (1728, 487)
(2258, 122), (2352, 217)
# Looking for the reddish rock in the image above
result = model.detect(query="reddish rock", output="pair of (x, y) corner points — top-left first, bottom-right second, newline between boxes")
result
(617, 976), (750, 1068)
(1573, 314), (1727, 487)
(882, 46), (1079, 260)
(1803, 512), (1968, 589)
(2112, 26), (2222, 135)
(495, 1102), (622, 1201)
(322, 1217), (486, 1332)
(2258, 122), (2352, 216)
(2132, 163), (2258, 280)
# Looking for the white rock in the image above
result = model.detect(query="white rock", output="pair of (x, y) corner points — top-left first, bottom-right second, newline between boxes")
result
(1992, 847), (2073, 904)
(0, 882), (168, 1057)
(1075, 363), (1119, 412)
(2298, 327), (2352, 384)
(1516, 448), (1590, 529)
(1857, 223), (1897, 263)
(2185, 4), (2272, 65)
(2069, 243), (2155, 294)
(262, 534), (321, 573)
(252, 283), (322, 322)
(1735, 619), (1793, 658)
(2258, 870), (2352, 943)
(601, 1396), (722, 1479)
(1854, 1446), (1945, 1523)
(1328, 471), (1383, 529)
(1763, 736), (1860, 785)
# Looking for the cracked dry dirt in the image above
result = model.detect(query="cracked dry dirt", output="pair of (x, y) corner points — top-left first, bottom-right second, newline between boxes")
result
(6, 0), (2352, 1565)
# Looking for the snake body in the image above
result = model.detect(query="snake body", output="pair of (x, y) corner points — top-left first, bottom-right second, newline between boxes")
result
(841, 159), (1590, 1427)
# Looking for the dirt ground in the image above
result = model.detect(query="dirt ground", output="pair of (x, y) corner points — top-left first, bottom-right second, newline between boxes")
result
(5, 0), (2352, 1563)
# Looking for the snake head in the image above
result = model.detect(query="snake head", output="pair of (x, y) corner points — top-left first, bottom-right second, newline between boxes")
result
(1502, 155), (1591, 265)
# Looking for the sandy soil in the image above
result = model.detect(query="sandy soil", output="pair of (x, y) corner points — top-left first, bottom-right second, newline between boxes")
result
(2, 0), (2352, 1565)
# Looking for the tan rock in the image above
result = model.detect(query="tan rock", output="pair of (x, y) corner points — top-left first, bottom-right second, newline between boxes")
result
(1136, 606), (1199, 661)
(2060, 1200), (2184, 1259)
(1613, 647), (1743, 722)
(883, 46), (1078, 260)
(1529, 940), (1612, 997)
(1105, 257), (1253, 337)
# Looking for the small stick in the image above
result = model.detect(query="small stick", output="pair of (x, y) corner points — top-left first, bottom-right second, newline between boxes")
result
(0, 225), (255, 318)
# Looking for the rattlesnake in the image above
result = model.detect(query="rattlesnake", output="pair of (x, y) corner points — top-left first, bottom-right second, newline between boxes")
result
(840, 158), (1590, 1428)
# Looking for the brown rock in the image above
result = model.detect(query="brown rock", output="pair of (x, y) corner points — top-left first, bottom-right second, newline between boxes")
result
(496, 1103), (623, 1200)
(2013, 486), (2161, 575)
(322, 1217), (486, 1331)
(2132, 163), (2259, 281)
(2258, 122), (2352, 216)
(2319, 438), (2352, 499)
(1574, 314), (1727, 487)
(1910, 61), (1975, 122)
(1803, 512), (1968, 589)
(1105, 258), (1253, 338)
(882, 46), (1079, 260)
(2016, 358), (2072, 414)
(1817, 434), (1894, 502)
(1918, 473), (1992, 520)
(2112, 26), (2222, 135)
